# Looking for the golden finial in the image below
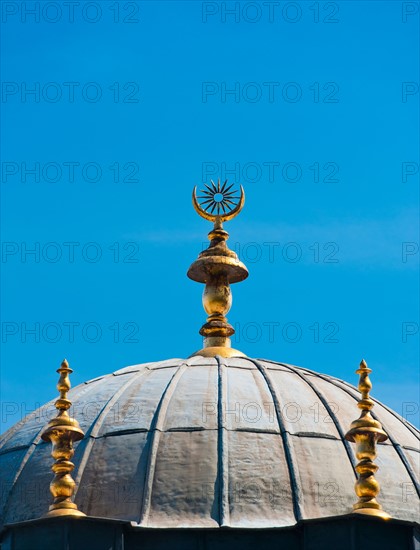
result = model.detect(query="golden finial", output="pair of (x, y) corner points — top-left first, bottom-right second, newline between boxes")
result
(41, 359), (85, 517)
(188, 180), (248, 358)
(345, 359), (390, 519)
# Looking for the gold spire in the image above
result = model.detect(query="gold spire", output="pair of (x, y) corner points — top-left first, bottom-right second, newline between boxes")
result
(188, 180), (248, 358)
(41, 359), (85, 517)
(345, 359), (390, 519)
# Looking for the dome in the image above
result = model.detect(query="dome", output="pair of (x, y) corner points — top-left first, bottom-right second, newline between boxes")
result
(1, 355), (419, 529)
(2, 185), (419, 537)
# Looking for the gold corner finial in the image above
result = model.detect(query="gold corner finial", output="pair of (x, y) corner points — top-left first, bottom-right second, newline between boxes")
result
(345, 359), (390, 519)
(41, 359), (85, 518)
(187, 180), (248, 358)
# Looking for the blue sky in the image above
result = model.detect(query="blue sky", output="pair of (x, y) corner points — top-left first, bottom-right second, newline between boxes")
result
(1, 0), (419, 431)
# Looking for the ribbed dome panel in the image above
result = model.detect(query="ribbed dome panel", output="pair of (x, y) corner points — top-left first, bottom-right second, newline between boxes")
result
(1, 357), (419, 528)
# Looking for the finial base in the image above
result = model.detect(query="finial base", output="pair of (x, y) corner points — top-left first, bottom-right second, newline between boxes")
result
(44, 502), (86, 518)
(189, 346), (247, 358)
(352, 508), (391, 520)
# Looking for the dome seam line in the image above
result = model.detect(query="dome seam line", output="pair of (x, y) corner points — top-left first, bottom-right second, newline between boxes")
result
(138, 363), (188, 527)
(49, 426), (352, 442)
(277, 362), (358, 478)
(246, 357), (304, 523)
(73, 367), (153, 501)
(216, 356), (230, 528)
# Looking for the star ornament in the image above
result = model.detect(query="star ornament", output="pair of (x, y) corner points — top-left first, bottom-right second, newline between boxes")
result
(197, 179), (241, 215)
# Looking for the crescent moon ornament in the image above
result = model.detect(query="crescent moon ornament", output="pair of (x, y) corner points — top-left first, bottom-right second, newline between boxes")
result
(192, 179), (245, 223)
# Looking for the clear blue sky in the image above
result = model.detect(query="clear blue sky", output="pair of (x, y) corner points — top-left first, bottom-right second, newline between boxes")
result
(1, 0), (419, 432)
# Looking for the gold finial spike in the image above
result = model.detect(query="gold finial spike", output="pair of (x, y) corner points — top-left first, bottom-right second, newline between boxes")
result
(41, 359), (85, 517)
(188, 180), (248, 358)
(345, 359), (390, 519)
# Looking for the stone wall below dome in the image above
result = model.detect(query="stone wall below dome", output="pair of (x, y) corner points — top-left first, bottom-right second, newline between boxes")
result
(2, 514), (420, 550)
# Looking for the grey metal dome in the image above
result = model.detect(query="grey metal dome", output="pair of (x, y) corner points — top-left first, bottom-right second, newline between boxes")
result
(1, 356), (419, 528)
